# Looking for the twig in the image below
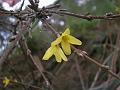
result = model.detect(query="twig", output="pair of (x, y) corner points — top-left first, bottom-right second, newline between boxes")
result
(19, 36), (53, 90)
(72, 46), (120, 80)
(111, 31), (120, 73)
(48, 10), (120, 20)
(75, 56), (86, 90)
(42, 19), (60, 37)
(90, 52), (114, 88)
(0, 20), (30, 70)
(19, 0), (25, 11)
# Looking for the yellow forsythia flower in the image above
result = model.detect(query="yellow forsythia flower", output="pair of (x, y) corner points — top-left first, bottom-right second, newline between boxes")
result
(42, 45), (67, 62)
(42, 28), (82, 62)
(52, 28), (82, 55)
(3, 77), (10, 87)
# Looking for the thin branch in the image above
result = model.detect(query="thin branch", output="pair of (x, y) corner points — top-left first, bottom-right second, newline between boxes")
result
(19, 36), (53, 90)
(111, 31), (120, 73)
(0, 20), (29, 70)
(72, 46), (120, 80)
(19, 0), (25, 11)
(75, 56), (86, 90)
(90, 52), (114, 88)
(48, 10), (120, 20)
(42, 19), (60, 37)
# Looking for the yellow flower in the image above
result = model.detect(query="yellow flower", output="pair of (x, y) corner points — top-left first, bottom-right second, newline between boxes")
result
(52, 28), (82, 55)
(3, 77), (10, 87)
(42, 45), (67, 62)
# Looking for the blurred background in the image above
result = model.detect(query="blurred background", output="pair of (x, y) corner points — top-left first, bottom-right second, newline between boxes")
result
(0, 0), (120, 90)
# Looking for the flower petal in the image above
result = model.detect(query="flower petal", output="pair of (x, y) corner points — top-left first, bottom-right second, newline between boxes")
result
(68, 35), (82, 45)
(54, 51), (62, 62)
(57, 46), (68, 61)
(61, 40), (71, 55)
(62, 28), (70, 36)
(42, 46), (55, 60)
(51, 36), (62, 46)
(3, 77), (10, 87)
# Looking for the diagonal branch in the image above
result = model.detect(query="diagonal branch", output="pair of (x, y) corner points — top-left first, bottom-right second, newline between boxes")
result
(19, 36), (54, 90)
(72, 46), (120, 80)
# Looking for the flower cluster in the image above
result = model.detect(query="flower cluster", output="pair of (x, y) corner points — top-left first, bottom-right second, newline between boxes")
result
(42, 28), (82, 62)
